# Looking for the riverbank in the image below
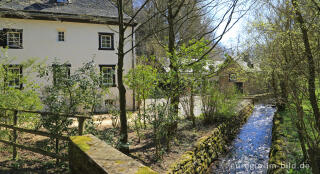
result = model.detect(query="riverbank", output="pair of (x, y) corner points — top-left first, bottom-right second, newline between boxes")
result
(0, 99), (252, 173)
(268, 110), (312, 174)
(167, 103), (254, 173)
(210, 104), (276, 173)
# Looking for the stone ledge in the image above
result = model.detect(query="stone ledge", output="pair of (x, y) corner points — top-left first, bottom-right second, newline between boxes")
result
(69, 134), (158, 174)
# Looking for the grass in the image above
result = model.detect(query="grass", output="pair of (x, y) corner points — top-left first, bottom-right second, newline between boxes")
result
(278, 110), (313, 174)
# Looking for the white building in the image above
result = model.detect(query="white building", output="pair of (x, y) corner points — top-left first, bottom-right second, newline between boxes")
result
(0, 0), (136, 111)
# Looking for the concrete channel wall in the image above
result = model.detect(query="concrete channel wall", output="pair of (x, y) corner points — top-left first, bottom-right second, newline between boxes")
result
(168, 103), (254, 174)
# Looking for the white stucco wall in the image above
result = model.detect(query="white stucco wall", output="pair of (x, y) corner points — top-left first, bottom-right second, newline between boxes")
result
(0, 17), (135, 111)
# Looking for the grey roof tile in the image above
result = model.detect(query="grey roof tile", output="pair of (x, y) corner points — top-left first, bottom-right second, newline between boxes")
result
(0, 0), (130, 20)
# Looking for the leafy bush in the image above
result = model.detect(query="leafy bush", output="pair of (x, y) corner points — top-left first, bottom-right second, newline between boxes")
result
(125, 61), (158, 129)
(201, 81), (241, 123)
(0, 49), (42, 142)
(38, 60), (108, 153)
(147, 101), (178, 159)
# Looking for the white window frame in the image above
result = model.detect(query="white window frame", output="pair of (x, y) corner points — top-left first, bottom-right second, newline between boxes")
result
(100, 66), (115, 87)
(99, 33), (114, 50)
(7, 66), (22, 89)
(100, 35), (112, 49)
(7, 31), (21, 48)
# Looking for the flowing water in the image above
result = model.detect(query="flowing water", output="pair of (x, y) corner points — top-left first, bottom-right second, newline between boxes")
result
(211, 104), (277, 174)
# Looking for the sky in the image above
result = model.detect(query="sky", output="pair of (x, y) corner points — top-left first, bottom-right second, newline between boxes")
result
(216, 0), (256, 51)
(220, 19), (244, 47)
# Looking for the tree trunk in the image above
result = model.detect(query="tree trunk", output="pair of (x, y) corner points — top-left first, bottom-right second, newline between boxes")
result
(294, 103), (309, 161)
(143, 97), (146, 129)
(190, 86), (195, 127)
(117, 0), (129, 154)
(168, 0), (179, 117)
(292, 0), (320, 132)
(279, 79), (288, 110)
(271, 71), (282, 111)
(292, 3), (320, 172)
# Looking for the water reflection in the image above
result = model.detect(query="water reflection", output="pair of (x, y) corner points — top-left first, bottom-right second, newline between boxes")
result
(211, 105), (276, 174)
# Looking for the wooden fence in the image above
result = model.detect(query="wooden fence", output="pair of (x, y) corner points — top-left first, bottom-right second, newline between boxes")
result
(0, 108), (91, 161)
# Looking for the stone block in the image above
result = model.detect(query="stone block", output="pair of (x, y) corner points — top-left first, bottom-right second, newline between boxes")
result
(69, 134), (158, 174)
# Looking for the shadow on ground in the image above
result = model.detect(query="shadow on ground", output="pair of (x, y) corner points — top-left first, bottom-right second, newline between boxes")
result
(0, 159), (68, 174)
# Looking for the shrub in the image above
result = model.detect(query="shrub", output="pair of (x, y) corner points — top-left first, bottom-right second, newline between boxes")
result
(201, 81), (241, 123)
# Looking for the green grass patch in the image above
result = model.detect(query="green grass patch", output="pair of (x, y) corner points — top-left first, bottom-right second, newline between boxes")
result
(278, 110), (313, 174)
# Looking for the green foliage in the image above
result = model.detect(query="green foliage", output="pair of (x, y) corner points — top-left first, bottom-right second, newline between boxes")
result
(276, 110), (314, 173)
(125, 60), (158, 103)
(0, 49), (42, 132)
(246, 1), (320, 172)
(147, 101), (178, 159)
(164, 39), (212, 97)
(0, 49), (42, 110)
(201, 81), (241, 123)
(39, 60), (107, 114)
(38, 60), (108, 152)
(84, 118), (119, 147)
(125, 59), (158, 130)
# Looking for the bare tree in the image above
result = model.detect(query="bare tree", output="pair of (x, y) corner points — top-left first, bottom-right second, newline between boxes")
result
(147, 0), (253, 117)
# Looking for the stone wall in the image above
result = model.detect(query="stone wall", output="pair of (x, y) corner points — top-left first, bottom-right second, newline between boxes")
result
(267, 112), (287, 174)
(69, 134), (158, 174)
(168, 104), (254, 174)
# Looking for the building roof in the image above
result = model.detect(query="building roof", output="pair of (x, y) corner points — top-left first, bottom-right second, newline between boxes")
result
(0, 0), (133, 25)
(215, 56), (261, 73)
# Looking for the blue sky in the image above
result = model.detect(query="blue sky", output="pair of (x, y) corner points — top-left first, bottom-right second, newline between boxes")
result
(217, 0), (256, 50)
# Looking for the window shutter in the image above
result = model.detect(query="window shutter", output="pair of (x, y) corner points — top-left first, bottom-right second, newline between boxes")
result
(19, 29), (23, 48)
(98, 34), (101, 50)
(0, 29), (7, 47)
(111, 34), (114, 49)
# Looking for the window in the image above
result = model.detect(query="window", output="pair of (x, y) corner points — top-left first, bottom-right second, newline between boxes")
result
(98, 33), (114, 50)
(5, 65), (22, 89)
(229, 73), (237, 82)
(105, 99), (115, 106)
(52, 64), (71, 85)
(0, 29), (23, 49)
(100, 65), (115, 87)
(58, 31), (65, 42)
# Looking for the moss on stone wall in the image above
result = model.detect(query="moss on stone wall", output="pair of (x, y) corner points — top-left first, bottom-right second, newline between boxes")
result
(267, 112), (287, 174)
(168, 104), (254, 174)
(69, 134), (159, 174)
(136, 166), (158, 174)
(70, 135), (92, 152)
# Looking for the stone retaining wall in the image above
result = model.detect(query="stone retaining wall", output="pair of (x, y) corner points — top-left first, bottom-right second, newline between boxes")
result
(69, 134), (158, 174)
(168, 104), (254, 174)
(267, 112), (286, 174)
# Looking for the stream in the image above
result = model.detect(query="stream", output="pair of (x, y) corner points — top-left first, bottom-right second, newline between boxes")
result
(211, 104), (277, 174)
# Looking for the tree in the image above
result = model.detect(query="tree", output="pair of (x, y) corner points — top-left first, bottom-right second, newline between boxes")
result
(113, 0), (251, 153)
(246, 0), (320, 172)
(114, 0), (155, 153)
(142, 0), (251, 118)
(0, 49), (42, 155)
(125, 61), (158, 129)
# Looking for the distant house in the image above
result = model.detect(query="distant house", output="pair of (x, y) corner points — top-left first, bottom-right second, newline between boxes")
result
(215, 56), (264, 95)
(0, 0), (136, 111)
